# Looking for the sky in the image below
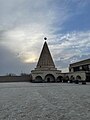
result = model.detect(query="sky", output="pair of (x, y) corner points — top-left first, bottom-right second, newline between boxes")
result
(0, 0), (90, 75)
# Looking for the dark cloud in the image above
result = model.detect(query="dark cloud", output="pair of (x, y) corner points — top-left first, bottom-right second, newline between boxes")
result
(0, 46), (36, 75)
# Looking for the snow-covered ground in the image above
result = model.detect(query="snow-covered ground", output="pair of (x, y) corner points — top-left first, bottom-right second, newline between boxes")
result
(0, 82), (90, 120)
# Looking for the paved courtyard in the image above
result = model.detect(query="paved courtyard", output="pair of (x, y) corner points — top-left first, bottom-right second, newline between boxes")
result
(0, 82), (90, 120)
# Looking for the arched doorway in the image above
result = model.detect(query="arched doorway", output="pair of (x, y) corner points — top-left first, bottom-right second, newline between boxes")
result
(76, 75), (81, 80)
(35, 76), (43, 83)
(57, 76), (63, 82)
(44, 74), (55, 82)
(63, 76), (69, 83)
(70, 75), (75, 83)
(86, 73), (90, 82)
(75, 75), (81, 84)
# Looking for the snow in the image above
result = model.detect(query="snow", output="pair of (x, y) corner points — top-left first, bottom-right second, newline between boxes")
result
(0, 82), (90, 120)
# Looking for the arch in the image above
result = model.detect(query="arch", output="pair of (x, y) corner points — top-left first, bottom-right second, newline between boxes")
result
(35, 76), (43, 83)
(57, 76), (63, 82)
(70, 75), (75, 83)
(63, 76), (69, 83)
(44, 74), (55, 82)
(70, 75), (74, 80)
(75, 75), (81, 84)
(76, 75), (81, 80)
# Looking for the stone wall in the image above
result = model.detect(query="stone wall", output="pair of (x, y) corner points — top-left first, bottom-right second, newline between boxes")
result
(65, 71), (86, 81)
(31, 69), (63, 80)
(0, 76), (31, 82)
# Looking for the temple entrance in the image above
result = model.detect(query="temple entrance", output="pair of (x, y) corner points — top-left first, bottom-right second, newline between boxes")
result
(35, 76), (43, 83)
(57, 76), (63, 82)
(76, 75), (81, 80)
(47, 78), (50, 82)
(86, 73), (90, 82)
(44, 74), (55, 82)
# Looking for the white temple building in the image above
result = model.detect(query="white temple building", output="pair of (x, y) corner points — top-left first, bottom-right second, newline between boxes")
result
(31, 39), (90, 83)
(31, 40), (63, 82)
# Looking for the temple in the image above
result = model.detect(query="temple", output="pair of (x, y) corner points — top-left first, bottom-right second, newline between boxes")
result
(31, 40), (62, 82)
(31, 39), (90, 83)
(36, 41), (56, 70)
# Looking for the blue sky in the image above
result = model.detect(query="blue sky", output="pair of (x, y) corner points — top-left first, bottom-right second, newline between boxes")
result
(0, 0), (90, 75)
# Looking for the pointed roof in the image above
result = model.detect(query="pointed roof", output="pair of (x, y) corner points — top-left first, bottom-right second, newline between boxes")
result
(36, 41), (56, 70)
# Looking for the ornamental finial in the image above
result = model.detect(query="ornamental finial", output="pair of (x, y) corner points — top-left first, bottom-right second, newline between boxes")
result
(44, 37), (47, 41)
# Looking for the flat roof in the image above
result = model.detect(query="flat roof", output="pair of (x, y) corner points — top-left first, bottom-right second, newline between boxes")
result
(70, 58), (90, 67)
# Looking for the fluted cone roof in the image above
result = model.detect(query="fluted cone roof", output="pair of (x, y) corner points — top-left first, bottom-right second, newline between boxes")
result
(36, 41), (56, 70)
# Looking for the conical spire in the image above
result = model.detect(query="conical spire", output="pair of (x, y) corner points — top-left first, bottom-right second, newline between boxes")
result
(36, 41), (56, 70)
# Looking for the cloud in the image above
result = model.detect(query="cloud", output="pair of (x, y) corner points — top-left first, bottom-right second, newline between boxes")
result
(49, 31), (90, 71)
(0, 0), (68, 29)
(52, 31), (90, 53)
(0, 45), (36, 75)
(0, 0), (90, 74)
(0, 0), (70, 64)
(1, 29), (88, 73)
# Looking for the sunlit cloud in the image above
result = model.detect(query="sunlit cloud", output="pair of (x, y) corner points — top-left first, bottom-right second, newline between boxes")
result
(0, 26), (44, 63)
(0, 0), (69, 64)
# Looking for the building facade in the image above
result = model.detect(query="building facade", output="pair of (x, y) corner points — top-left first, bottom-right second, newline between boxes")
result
(69, 59), (90, 82)
(31, 41), (64, 82)
(31, 40), (90, 82)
